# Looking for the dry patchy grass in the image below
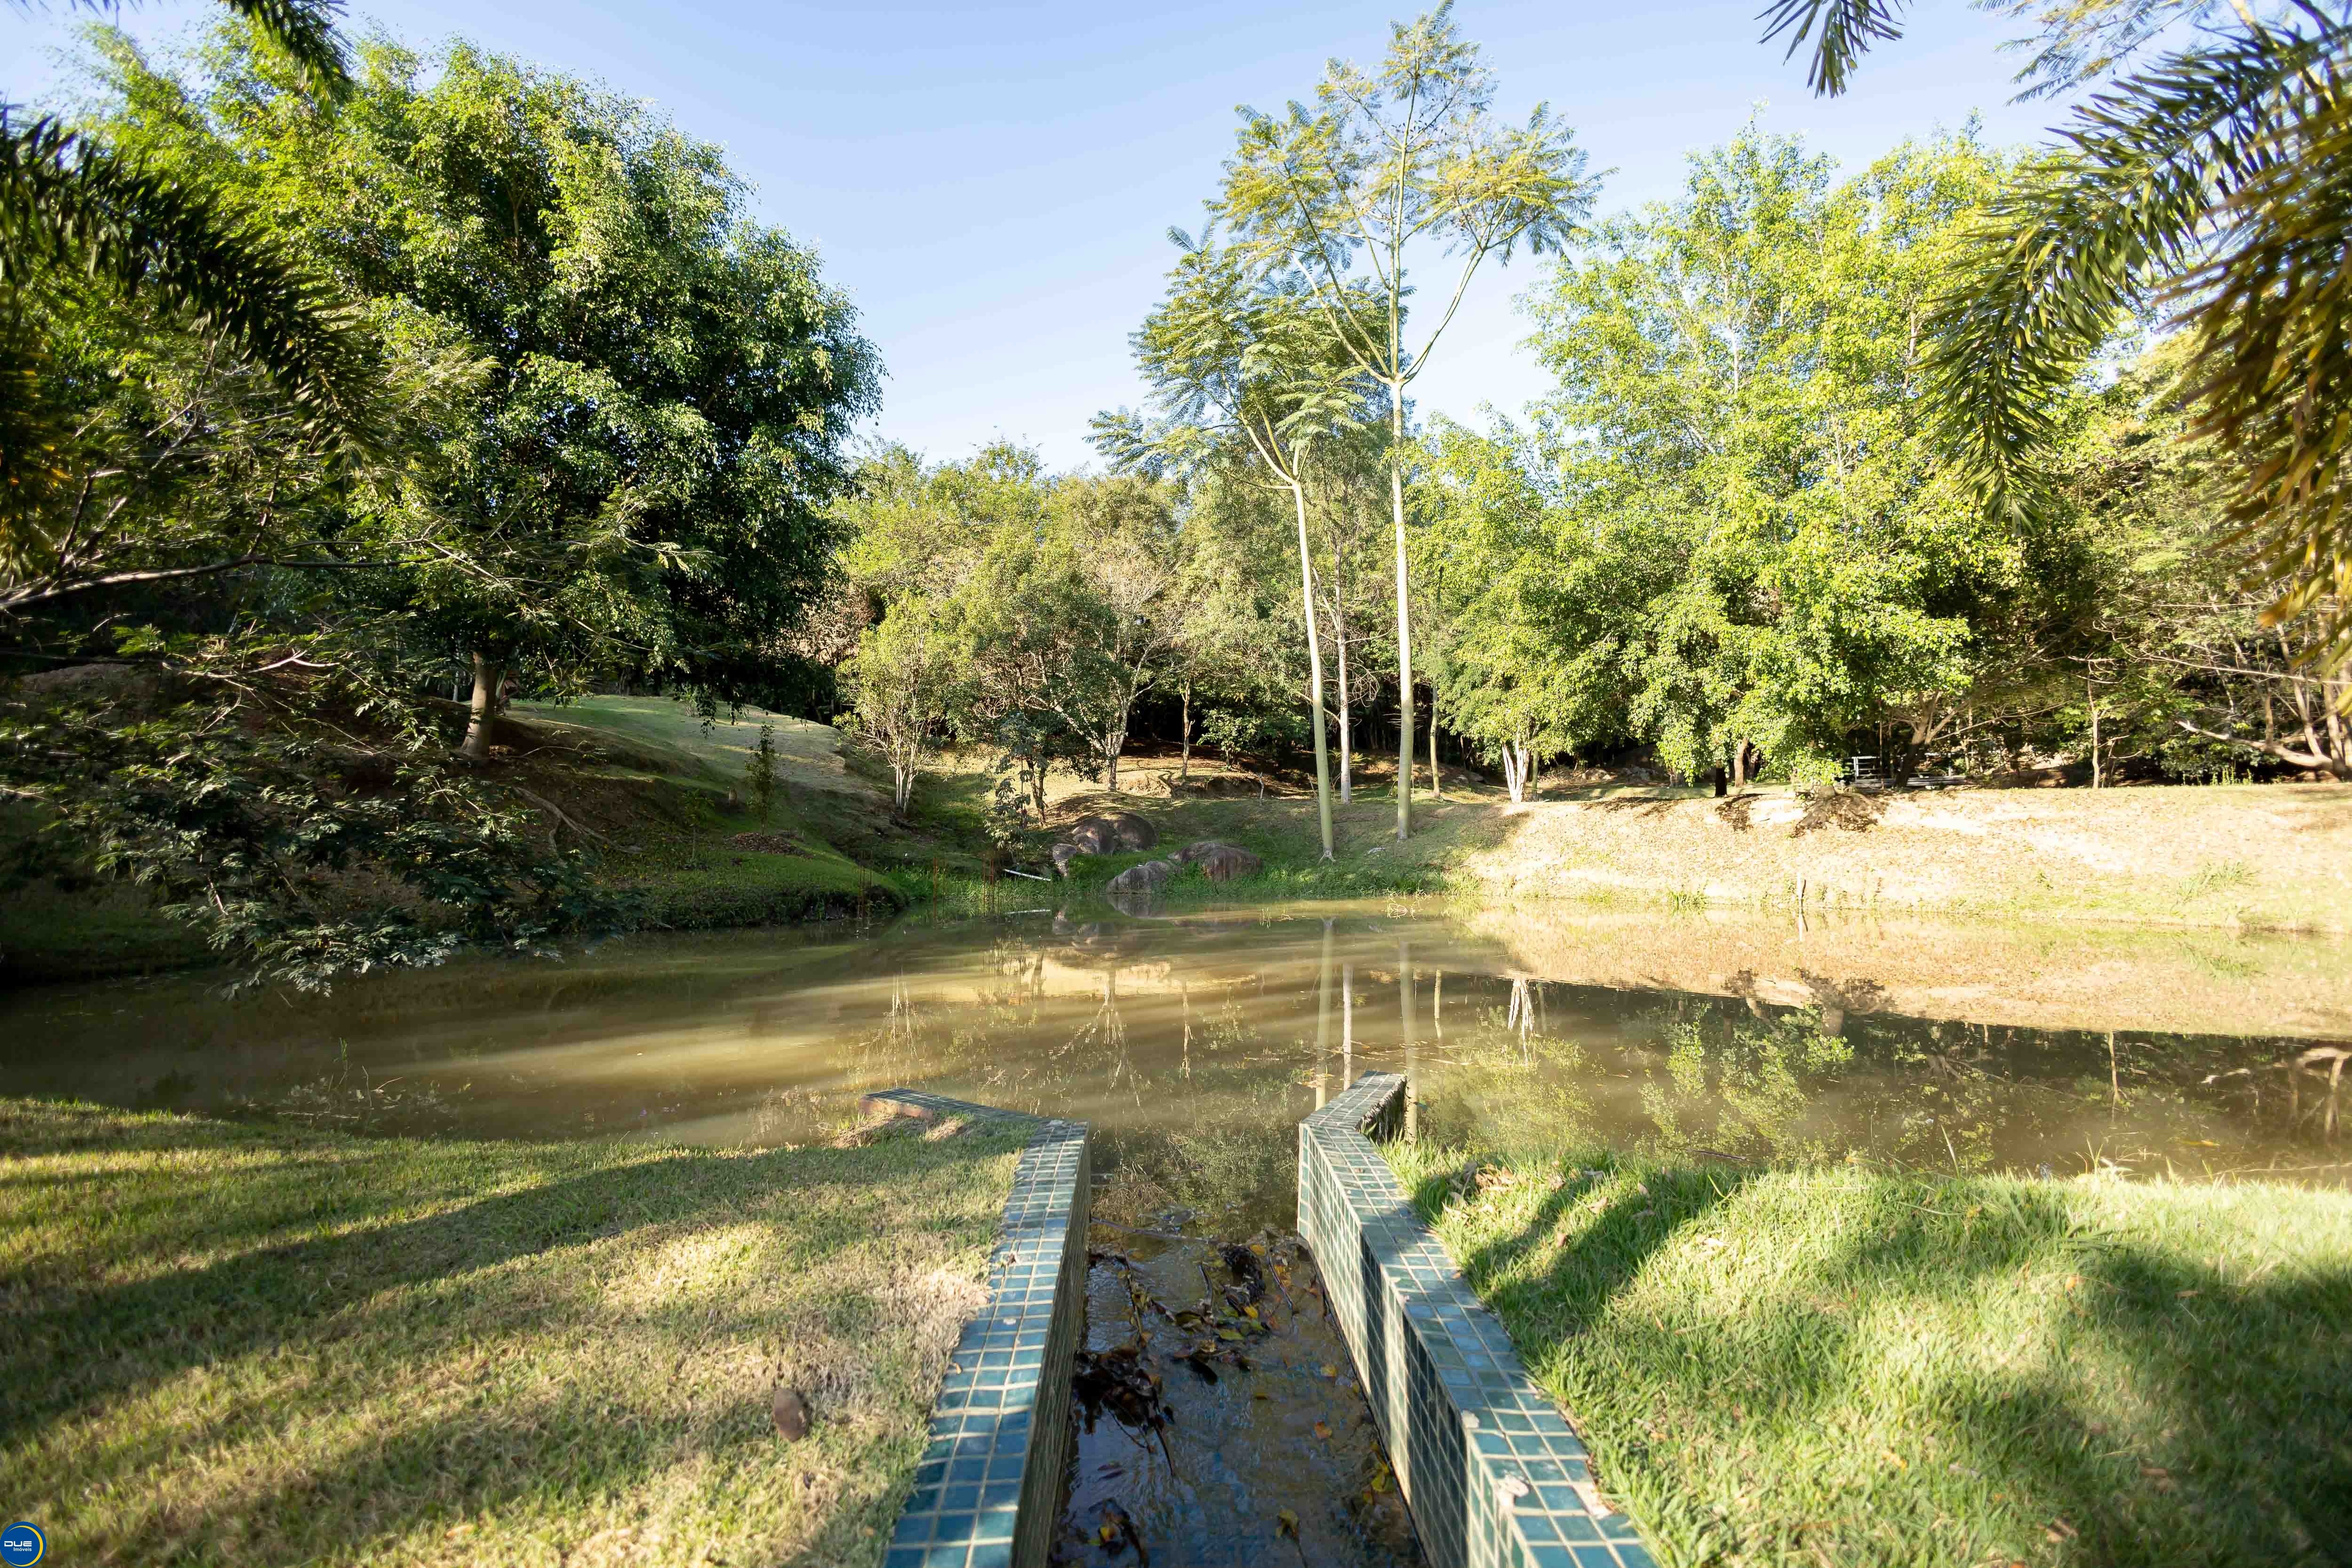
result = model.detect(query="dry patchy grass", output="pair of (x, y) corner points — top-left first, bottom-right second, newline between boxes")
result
(0, 1098), (1024, 1567)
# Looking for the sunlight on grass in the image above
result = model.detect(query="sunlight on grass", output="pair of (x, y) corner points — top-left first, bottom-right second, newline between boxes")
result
(0, 1099), (1023, 1568)
(1385, 1139), (2352, 1568)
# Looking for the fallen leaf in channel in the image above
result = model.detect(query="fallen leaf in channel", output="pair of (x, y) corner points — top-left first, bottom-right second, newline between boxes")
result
(1321, 1363), (1338, 1379)
(1314, 1421), (1332, 1440)
(1250, 1243), (1267, 1256)
(1218, 1329), (1243, 1342)
(1276, 1510), (1299, 1539)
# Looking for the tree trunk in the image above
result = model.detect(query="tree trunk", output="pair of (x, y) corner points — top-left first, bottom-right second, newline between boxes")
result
(1390, 445), (1413, 842)
(1104, 732), (1120, 793)
(1333, 594), (1353, 804)
(1290, 482), (1336, 860)
(1711, 766), (1727, 798)
(2088, 675), (2102, 789)
(1180, 681), (1192, 781)
(1428, 698), (1441, 800)
(459, 649), (505, 763)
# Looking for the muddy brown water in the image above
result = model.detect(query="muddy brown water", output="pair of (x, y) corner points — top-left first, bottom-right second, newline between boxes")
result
(4, 901), (2347, 1565)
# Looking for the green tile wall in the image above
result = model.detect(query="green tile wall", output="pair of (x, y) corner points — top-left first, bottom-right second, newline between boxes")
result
(1301, 1074), (1658, 1568)
(870, 1091), (1090, 1568)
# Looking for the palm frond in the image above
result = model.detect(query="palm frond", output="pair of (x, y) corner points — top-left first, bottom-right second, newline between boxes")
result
(1919, 19), (2352, 671)
(0, 111), (379, 450)
(6, 0), (351, 99)
(1757, 0), (1908, 96)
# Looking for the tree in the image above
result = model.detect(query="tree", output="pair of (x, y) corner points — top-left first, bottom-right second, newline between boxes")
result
(1426, 129), (2077, 785)
(938, 473), (1181, 798)
(1220, 3), (1592, 838)
(1762, 0), (2352, 694)
(1102, 232), (1371, 858)
(843, 603), (950, 815)
(90, 35), (880, 762)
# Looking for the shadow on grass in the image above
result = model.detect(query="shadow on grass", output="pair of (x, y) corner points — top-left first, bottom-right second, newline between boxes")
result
(1402, 1154), (2352, 1568)
(5, 1101), (1023, 1566)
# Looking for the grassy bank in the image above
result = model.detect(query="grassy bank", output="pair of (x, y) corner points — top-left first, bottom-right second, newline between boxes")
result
(11, 699), (2346, 987)
(901, 756), (2352, 933)
(1384, 1140), (2352, 1568)
(0, 1098), (1024, 1568)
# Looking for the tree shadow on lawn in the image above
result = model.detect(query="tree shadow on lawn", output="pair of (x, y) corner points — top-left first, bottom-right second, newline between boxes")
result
(6, 1105), (1022, 1565)
(1412, 1160), (2352, 1568)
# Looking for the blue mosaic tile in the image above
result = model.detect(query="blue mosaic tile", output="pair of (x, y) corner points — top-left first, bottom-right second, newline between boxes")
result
(1300, 1073), (1660, 1568)
(874, 1093), (1089, 1568)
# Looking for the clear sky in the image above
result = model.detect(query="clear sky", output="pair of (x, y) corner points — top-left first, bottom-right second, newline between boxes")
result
(4, 1), (2090, 471)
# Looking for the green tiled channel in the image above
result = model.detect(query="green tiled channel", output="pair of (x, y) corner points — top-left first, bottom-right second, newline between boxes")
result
(1300, 1074), (1659, 1568)
(868, 1091), (1091, 1568)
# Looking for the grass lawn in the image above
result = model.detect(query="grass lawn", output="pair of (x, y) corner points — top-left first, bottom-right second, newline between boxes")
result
(1383, 1140), (2352, 1568)
(0, 1098), (1027, 1568)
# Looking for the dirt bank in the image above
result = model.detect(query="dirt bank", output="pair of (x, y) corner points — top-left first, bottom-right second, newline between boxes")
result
(1432, 783), (2352, 932)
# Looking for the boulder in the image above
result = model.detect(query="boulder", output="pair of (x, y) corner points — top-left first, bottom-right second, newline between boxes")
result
(1174, 840), (1263, 883)
(1065, 811), (1157, 853)
(1105, 858), (1176, 895)
(1050, 842), (1085, 878)
(1104, 812), (1157, 852)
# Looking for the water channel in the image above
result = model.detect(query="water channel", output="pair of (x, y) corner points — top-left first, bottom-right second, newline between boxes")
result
(6, 901), (2347, 1563)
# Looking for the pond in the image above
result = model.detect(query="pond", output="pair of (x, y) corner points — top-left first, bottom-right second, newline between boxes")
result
(7, 901), (2347, 1565)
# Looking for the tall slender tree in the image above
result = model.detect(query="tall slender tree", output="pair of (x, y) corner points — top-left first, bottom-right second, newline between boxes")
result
(1219, 4), (1591, 838)
(1098, 233), (1374, 860)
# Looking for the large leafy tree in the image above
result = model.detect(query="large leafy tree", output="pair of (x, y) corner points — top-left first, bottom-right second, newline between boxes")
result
(1762, 0), (2352, 690)
(1427, 130), (2083, 784)
(1219, 3), (1590, 839)
(90, 34), (881, 760)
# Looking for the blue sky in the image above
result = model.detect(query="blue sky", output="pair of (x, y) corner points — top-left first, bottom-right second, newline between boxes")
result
(5, 1), (2091, 470)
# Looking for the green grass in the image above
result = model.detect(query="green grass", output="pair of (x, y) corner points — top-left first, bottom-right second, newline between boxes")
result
(1383, 1139), (2352, 1568)
(0, 1097), (1026, 1568)
(0, 876), (212, 983)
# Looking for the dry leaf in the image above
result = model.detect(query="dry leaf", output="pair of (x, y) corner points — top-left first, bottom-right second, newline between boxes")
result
(1320, 1363), (1338, 1379)
(1881, 1449), (1907, 1470)
(1275, 1509), (1299, 1539)
(1314, 1421), (1332, 1440)
(771, 1385), (811, 1442)
(2047, 1517), (2078, 1542)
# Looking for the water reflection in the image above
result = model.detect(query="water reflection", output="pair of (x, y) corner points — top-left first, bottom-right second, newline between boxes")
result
(0, 905), (2345, 1205)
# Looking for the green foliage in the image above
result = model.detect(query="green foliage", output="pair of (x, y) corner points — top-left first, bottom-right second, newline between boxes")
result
(1426, 127), (2086, 782)
(0, 646), (612, 991)
(85, 31), (880, 712)
(1759, 0), (2352, 690)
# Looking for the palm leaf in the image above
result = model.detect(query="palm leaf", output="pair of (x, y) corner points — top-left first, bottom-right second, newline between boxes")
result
(0, 111), (379, 451)
(1919, 18), (2352, 672)
(1757, 0), (1907, 96)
